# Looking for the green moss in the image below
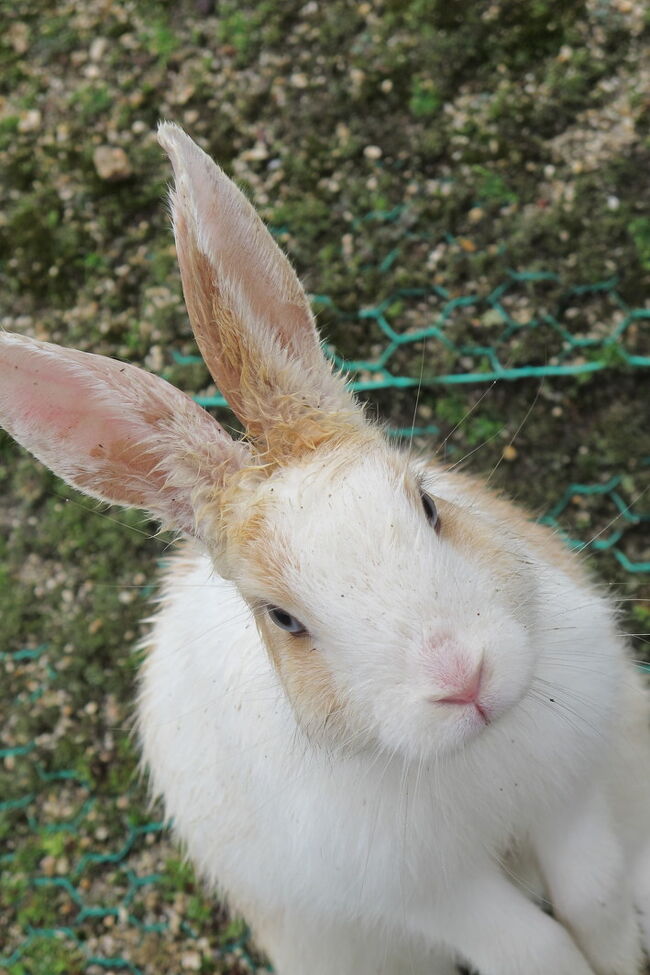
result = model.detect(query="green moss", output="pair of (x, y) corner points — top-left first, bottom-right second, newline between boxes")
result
(105, 737), (138, 793)
(161, 856), (196, 894)
(472, 166), (519, 206)
(219, 917), (248, 943)
(629, 217), (650, 271)
(143, 21), (179, 64)
(633, 604), (650, 629)
(409, 76), (442, 118)
(33, 12), (79, 58)
(186, 893), (213, 925)
(0, 114), (20, 147)
(6, 936), (85, 975)
(215, 0), (300, 65)
(69, 84), (112, 121)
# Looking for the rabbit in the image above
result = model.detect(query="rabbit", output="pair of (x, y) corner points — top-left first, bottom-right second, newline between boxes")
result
(0, 121), (649, 975)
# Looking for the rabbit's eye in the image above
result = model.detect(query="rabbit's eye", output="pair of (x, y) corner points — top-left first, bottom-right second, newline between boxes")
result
(420, 491), (440, 531)
(268, 606), (307, 635)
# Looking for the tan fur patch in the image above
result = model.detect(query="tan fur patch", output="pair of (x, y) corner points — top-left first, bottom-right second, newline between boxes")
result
(433, 495), (517, 583)
(259, 416), (376, 467)
(428, 463), (589, 585)
(256, 613), (344, 738)
(174, 218), (367, 465)
(177, 237), (251, 420)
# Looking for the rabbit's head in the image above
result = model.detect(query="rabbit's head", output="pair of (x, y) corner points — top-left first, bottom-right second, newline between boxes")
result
(222, 440), (539, 760)
(0, 125), (543, 762)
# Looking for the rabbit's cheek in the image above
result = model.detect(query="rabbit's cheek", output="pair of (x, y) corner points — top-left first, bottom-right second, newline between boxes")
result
(433, 498), (518, 587)
(423, 466), (586, 586)
(255, 613), (349, 738)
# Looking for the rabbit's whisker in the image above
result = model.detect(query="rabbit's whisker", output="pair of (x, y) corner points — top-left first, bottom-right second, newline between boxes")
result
(485, 381), (543, 486)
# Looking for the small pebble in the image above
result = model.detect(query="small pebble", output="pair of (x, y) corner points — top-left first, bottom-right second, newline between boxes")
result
(93, 146), (132, 181)
(181, 950), (202, 970)
(8, 22), (29, 53)
(290, 72), (309, 88)
(18, 110), (42, 133)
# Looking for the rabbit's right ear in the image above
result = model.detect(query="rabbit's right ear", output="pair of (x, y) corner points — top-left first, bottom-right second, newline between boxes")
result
(158, 124), (367, 461)
(0, 332), (250, 538)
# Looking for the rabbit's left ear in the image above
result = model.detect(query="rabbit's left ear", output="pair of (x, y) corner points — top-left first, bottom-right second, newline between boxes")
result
(158, 124), (367, 461)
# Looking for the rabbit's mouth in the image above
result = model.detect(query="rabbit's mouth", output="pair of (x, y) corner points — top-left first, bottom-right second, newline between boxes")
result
(425, 687), (493, 727)
(442, 696), (494, 737)
(435, 698), (492, 725)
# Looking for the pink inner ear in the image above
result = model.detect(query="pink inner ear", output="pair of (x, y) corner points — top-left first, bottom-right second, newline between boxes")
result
(0, 334), (246, 530)
(3, 343), (159, 480)
(9, 354), (126, 455)
(190, 180), (319, 364)
(159, 124), (324, 368)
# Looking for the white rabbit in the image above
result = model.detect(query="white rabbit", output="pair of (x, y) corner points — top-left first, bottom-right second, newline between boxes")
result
(0, 122), (649, 975)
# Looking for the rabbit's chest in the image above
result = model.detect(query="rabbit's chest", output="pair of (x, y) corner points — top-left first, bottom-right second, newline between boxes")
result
(138, 553), (599, 918)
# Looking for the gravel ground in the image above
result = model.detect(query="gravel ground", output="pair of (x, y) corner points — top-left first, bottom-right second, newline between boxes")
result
(0, 1), (649, 973)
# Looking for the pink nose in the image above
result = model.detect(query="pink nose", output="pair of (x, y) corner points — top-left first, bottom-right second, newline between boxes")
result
(437, 660), (484, 707)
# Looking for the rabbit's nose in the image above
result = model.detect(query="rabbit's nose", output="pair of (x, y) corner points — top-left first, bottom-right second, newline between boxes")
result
(421, 637), (489, 720)
(433, 659), (490, 724)
(437, 659), (484, 706)
(420, 632), (482, 694)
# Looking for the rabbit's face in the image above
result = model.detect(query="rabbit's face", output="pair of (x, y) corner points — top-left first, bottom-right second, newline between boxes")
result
(0, 127), (558, 765)
(225, 442), (540, 760)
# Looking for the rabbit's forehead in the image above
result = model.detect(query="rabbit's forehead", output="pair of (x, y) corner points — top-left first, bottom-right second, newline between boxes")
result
(229, 446), (522, 630)
(231, 448), (433, 599)
(268, 449), (418, 538)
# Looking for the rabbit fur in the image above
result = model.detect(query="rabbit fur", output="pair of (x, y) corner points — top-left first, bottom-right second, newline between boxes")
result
(0, 122), (649, 975)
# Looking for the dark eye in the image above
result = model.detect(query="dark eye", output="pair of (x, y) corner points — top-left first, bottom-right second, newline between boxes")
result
(268, 606), (307, 635)
(420, 491), (440, 530)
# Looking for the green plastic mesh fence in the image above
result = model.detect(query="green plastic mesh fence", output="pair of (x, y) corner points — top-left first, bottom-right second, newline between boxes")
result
(2, 256), (648, 972)
(179, 271), (650, 402)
